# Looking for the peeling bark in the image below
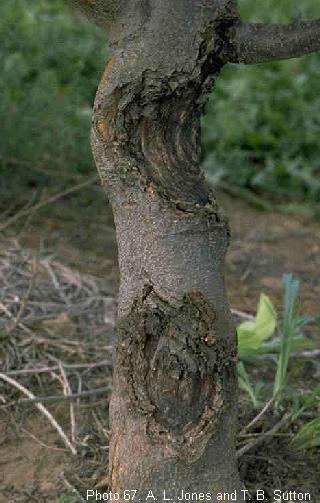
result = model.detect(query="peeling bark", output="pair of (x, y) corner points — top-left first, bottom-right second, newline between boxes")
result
(88, 3), (243, 493)
(68, 0), (320, 500)
(110, 282), (241, 495)
(89, 6), (243, 492)
(117, 289), (233, 460)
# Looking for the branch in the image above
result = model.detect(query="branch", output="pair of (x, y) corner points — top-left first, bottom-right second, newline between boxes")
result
(0, 372), (77, 455)
(0, 175), (97, 232)
(230, 18), (320, 64)
(236, 412), (291, 458)
(19, 386), (111, 403)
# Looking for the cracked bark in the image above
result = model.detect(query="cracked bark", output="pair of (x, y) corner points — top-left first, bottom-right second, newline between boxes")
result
(68, 0), (320, 499)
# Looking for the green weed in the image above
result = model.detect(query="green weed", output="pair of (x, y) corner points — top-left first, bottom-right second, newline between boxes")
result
(237, 274), (315, 404)
(237, 273), (320, 449)
(59, 492), (82, 503)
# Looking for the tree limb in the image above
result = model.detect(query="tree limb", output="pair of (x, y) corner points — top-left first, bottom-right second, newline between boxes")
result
(230, 18), (320, 64)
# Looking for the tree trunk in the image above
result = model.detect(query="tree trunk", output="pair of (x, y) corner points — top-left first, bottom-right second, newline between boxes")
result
(88, 0), (243, 499)
(68, 0), (320, 497)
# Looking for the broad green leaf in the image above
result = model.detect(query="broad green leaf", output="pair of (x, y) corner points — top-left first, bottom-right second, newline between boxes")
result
(237, 293), (277, 354)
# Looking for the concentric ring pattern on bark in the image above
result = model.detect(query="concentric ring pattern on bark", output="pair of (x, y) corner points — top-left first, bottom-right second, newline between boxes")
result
(117, 289), (235, 463)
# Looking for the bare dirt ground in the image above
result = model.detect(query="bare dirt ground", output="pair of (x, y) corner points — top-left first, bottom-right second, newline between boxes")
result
(0, 193), (319, 502)
(223, 195), (320, 317)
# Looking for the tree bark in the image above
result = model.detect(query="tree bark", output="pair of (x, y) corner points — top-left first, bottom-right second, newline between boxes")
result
(69, 0), (320, 499)
(67, 0), (320, 503)
(230, 18), (320, 64)
(87, 1), (244, 499)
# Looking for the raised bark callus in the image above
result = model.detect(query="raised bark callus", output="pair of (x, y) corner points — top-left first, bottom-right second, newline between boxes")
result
(85, 0), (245, 499)
(88, 1), (244, 498)
(67, 0), (320, 497)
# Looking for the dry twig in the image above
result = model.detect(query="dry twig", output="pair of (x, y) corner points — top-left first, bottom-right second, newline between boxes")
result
(291, 348), (320, 359)
(231, 308), (255, 321)
(0, 372), (77, 455)
(58, 362), (77, 443)
(7, 256), (38, 334)
(19, 386), (111, 404)
(240, 397), (276, 435)
(0, 176), (97, 232)
(237, 412), (291, 458)
(4, 360), (112, 376)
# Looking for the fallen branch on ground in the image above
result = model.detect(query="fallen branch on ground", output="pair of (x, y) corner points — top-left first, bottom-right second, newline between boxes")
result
(4, 360), (112, 376)
(237, 412), (291, 458)
(0, 372), (77, 455)
(19, 385), (111, 404)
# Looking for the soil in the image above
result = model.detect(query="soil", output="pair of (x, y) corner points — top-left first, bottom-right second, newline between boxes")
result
(0, 191), (319, 502)
(222, 194), (320, 318)
(0, 413), (67, 502)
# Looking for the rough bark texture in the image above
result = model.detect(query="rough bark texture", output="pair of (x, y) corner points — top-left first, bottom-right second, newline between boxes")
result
(230, 18), (320, 64)
(86, 1), (243, 498)
(68, 0), (320, 500)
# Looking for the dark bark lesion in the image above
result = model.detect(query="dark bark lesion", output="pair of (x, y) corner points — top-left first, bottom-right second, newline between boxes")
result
(89, 2), (243, 213)
(92, 59), (225, 212)
(117, 288), (236, 463)
(67, 0), (320, 498)
(89, 7), (239, 485)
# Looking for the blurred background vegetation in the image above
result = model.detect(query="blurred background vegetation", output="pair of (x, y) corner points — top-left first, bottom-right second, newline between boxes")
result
(0, 0), (320, 216)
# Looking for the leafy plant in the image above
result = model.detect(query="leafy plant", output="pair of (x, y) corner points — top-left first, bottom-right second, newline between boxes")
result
(237, 274), (315, 406)
(237, 361), (259, 408)
(291, 417), (320, 450)
(202, 0), (320, 212)
(289, 384), (320, 449)
(238, 293), (277, 356)
(273, 274), (313, 399)
(237, 273), (320, 450)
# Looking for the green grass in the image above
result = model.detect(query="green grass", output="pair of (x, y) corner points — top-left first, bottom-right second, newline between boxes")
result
(1, 0), (320, 213)
(59, 492), (82, 503)
(237, 274), (315, 406)
(237, 274), (320, 450)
